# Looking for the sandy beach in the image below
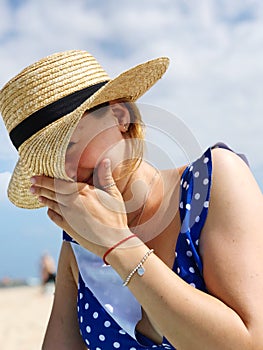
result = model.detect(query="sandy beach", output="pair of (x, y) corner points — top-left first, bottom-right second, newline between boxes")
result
(0, 284), (54, 350)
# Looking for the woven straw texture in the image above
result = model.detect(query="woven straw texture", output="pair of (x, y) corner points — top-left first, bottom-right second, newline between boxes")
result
(0, 50), (169, 208)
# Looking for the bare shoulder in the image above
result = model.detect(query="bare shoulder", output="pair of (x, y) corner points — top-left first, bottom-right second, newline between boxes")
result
(199, 147), (263, 334)
(201, 146), (263, 256)
(206, 147), (262, 227)
(210, 146), (261, 192)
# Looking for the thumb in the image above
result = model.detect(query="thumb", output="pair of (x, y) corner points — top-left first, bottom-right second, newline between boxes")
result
(98, 158), (119, 196)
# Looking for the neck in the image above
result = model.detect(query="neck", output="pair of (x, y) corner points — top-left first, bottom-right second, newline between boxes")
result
(115, 161), (161, 229)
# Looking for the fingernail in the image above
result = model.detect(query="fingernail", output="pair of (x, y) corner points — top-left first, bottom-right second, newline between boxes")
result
(30, 177), (36, 184)
(29, 186), (35, 194)
(38, 196), (43, 202)
(104, 159), (111, 168)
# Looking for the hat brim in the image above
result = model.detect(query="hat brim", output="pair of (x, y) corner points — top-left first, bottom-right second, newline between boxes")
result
(8, 57), (169, 208)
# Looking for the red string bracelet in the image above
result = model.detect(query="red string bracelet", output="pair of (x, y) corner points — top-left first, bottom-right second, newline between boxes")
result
(103, 234), (137, 265)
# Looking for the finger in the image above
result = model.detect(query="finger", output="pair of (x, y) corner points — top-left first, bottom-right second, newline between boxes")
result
(30, 175), (87, 195)
(47, 207), (79, 236)
(98, 159), (120, 197)
(30, 184), (77, 207)
(47, 209), (98, 250)
(47, 208), (64, 227)
(38, 196), (63, 216)
(30, 185), (59, 203)
(30, 185), (74, 208)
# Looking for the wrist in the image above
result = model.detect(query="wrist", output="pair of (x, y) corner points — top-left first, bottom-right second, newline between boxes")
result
(106, 238), (149, 280)
(103, 233), (138, 265)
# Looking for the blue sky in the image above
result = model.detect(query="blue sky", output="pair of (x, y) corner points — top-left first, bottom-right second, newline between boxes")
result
(0, 0), (263, 280)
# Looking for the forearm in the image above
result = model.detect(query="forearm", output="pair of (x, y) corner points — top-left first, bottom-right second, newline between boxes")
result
(42, 243), (88, 350)
(108, 244), (253, 350)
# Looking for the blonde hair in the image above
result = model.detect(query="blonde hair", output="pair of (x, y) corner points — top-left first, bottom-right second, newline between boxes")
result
(120, 101), (145, 178)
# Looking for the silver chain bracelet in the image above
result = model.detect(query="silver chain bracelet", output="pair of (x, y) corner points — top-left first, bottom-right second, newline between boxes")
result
(122, 249), (154, 287)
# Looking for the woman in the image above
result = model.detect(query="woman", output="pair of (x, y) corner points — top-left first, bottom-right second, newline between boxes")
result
(1, 50), (262, 349)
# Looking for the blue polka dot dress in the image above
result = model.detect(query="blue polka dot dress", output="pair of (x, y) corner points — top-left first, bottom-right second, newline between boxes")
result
(63, 145), (247, 349)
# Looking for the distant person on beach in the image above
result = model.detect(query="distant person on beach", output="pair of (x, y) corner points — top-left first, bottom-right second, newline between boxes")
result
(0, 50), (263, 349)
(40, 253), (56, 286)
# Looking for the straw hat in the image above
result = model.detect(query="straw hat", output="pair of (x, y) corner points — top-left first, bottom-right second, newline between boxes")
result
(0, 50), (169, 209)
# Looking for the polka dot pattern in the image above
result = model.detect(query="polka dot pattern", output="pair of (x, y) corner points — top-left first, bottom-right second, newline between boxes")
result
(76, 272), (174, 349)
(63, 147), (215, 349)
(76, 276), (121, 348)
(173, 147), (212, 292)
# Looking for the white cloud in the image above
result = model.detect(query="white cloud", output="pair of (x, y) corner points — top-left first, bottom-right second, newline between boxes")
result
(0, 0), (262, 172)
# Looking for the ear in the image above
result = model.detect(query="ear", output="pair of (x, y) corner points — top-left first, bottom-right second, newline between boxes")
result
(109, 101), (130, 133)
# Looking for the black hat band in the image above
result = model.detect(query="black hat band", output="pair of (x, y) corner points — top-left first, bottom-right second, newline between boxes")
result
(10, 81), (109, 150)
